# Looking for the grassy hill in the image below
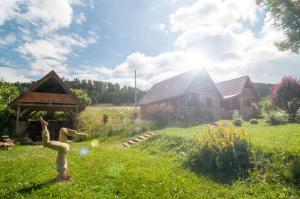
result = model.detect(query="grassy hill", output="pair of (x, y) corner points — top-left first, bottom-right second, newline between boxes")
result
(0, 108), (299, 198)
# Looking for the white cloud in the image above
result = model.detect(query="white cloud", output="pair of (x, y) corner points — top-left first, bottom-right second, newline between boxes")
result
(170, 0), (257, 32)
(0, 0), (88, 34)
(158, 23), (169, 34)
(0, 34), (16, 46)
(0, 0), (19, 26)
(75, 12), (87, 24)
(20, 0), (73, 34)
(169, 0), (260, 64)
(77, 51), (208, 89)
(91, 0), (298, 89)
(165, 0), (300, 83)
(18, 34), (97, 74)
(0, 0), (97, 79)
(89, 0), (95, 10)
(0, 0), (298, 88)
(0, 68), (31, 82)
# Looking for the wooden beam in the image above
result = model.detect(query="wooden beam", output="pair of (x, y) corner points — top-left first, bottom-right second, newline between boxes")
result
(20, 108), (30, 118)
(18, 103), (78, 108)
(75, 105), (79, 129)
(15, 105), (20, 137)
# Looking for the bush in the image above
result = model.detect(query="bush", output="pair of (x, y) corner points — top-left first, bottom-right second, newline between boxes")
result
(249, 119), (258, 124)
(189, 124), (252, 183)
(71, 89), (91, 111)
(102, 114), (109, 124)
(289, 157), (300, 185)
(251, 103), (262, 118)
(232, 115), (244, 126)
(0, 82), (19, 136)
(266, 111), (288, 125)
(260, 98), (277, 116)
(270, 76), (300, 121)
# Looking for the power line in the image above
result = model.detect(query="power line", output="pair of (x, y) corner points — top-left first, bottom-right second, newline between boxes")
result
(0, 64), (98, 75)
(0, 63), (139, 103)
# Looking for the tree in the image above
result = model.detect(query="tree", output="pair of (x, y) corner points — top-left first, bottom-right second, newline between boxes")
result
(257, 0), (300, 53)
(270, 76), (300, 121)
(0, 82), (20, 135)
(71, 89), (91, 111)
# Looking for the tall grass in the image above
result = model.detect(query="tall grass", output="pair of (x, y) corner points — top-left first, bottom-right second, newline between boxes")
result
(78, 106), (154, 139)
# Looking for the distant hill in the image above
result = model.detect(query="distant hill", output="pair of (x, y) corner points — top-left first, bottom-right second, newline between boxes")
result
(253, 82), (274, 99)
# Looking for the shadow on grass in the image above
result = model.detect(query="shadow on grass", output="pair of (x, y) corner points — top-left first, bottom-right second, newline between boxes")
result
(16, 179), (56, 194)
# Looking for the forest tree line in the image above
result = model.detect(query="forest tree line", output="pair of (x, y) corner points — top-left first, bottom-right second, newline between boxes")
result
(12, 78), (146, 105)
(9, 80), (273, 105)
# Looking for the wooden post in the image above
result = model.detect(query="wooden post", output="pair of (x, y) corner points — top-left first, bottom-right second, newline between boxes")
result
(75, 106), (79, 129)
(134, 69), (137, 109)
(15, 105), (20, 137)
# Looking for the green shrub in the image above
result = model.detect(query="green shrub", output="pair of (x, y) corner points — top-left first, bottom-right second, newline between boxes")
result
(249, 119), (258, 124)
(71, 88), (91, 111)
(232, 115), (244, 126)
(0, 82), (19, 136)
(289, 157), (300, 185)
(266, 111), (288, 125)
(251, 103), (262, 118)
(189, 124), (252, 183)
(260, 98), (278, 115)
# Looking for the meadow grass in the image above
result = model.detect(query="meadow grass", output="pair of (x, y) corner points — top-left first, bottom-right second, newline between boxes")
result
(78, 106), (154, 141)
(1, 111), (300, 198)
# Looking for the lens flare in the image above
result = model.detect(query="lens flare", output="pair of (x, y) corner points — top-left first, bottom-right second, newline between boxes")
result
(91, 139), (99, 147)
(80, 147), (89, 156)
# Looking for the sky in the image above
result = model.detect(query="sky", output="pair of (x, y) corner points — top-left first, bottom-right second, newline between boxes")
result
(0, 0), (299, 90)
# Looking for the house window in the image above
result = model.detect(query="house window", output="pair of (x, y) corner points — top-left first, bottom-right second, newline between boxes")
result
(185, 94), (193, 106)
(206, 97), (212, 107)
(244, 99), (251, 107)
(221, 101), (230, 110)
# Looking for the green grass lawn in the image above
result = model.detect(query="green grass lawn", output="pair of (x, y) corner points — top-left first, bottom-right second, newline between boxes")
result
(1, 120), (300, 198)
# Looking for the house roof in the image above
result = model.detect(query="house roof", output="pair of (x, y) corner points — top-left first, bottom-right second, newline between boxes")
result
(216, 76), (249, 99)
(138, 70), (220, 105)
(9, 70), (81, 109)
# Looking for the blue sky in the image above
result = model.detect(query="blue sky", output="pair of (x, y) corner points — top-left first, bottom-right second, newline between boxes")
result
(0, 0), (299, 89)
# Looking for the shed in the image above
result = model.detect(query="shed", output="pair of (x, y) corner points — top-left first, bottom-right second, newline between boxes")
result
(9, 71), (82, 140)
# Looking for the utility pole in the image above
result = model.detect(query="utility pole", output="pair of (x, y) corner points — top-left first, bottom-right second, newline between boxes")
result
(134, 69), (137, 109)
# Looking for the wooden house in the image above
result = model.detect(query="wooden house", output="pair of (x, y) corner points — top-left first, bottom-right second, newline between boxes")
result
(9, 71), (82, 140)
(139, 70), (259, 121)
(139, 70), (222, 121)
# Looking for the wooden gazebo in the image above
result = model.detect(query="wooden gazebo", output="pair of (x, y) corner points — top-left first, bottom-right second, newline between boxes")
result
(9, 71), (82, 139)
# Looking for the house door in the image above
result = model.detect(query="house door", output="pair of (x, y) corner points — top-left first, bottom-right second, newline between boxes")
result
(194, 95), (202, 117)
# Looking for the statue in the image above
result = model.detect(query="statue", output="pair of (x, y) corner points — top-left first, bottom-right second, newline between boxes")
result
(40, 116), (86, 183)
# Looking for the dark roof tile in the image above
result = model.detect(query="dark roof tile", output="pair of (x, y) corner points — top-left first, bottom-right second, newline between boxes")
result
(216, 76), (249, 98)
(139, 70), (219, 105)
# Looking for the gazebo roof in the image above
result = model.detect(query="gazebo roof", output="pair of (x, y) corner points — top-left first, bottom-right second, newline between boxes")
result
(9, 70), (81, 111)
